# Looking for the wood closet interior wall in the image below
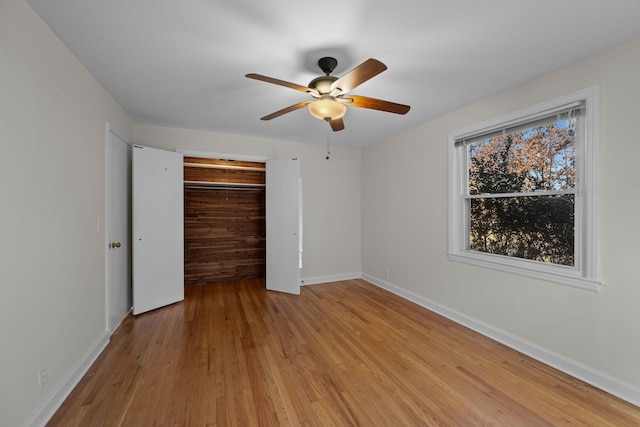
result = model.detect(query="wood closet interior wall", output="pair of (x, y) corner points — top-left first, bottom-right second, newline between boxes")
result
(183, 157), (266, 285)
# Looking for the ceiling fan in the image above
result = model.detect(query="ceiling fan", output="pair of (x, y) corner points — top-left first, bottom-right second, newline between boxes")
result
(246, 57), (410, 132)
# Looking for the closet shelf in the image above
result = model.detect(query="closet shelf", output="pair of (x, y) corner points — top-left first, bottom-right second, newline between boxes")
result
(183, 162), (266, 172)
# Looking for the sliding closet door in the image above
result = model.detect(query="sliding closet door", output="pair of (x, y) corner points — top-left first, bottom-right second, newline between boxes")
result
(132, 145), (184, 315)
(266, 157), (301, 295)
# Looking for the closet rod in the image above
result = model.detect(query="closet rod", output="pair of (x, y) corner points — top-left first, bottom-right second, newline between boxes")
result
(183, 162), (265, 171)
(184, 180), (264, 187)
(184, 181), (265, 190)
(184, 184), (265, 191)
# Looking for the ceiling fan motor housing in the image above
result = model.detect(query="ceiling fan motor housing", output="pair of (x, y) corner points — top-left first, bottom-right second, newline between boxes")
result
(308, 75), (338, 94)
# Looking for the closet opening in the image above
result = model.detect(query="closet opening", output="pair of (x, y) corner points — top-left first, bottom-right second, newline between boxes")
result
(183, 156), (266, 285)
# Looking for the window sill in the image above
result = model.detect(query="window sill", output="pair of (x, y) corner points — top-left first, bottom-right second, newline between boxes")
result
(447, 252), (601, 292)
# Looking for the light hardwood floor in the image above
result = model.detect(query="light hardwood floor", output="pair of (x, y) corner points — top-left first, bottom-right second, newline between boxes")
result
(48, 279), (640, 426)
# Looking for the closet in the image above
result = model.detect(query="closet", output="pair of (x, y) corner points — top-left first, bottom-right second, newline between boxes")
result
(183, 156), (266, 285)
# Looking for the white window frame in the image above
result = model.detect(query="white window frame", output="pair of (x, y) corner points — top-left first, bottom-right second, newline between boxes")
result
(447, 86), (601, 291)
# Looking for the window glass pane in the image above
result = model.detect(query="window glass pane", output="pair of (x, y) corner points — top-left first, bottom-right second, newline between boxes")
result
(469, 195), (574, 266)
(468, 119), (576, 195)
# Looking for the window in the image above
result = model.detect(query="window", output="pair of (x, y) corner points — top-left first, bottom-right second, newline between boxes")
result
(448, 87), (600, 291)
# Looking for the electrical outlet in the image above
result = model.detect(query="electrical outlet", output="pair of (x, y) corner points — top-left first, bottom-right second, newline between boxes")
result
(38, 366), (47, 389)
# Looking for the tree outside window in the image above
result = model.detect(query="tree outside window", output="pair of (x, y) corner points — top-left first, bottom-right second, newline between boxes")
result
(467, 120), (576, 265)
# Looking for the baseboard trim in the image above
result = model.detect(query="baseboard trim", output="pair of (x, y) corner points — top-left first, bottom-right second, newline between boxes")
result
(23, 330), (110, 427)
(301, 272), (361, 286)
(361, 273), (640, 408)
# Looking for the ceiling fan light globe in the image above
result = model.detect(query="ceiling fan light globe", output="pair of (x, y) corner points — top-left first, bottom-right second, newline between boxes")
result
(308, 99), (346, 122)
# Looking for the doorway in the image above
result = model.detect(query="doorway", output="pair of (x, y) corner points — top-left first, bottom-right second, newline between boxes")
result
(183, 157), (266, 285)
(107, 126), (131, 333)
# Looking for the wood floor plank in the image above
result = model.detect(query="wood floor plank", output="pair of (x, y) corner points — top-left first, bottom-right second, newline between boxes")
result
(47, 279), (640, 426)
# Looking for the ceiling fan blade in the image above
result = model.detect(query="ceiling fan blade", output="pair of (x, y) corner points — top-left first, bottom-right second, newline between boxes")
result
(344, 95), (410, 115)
(260, 101), (311, 120)
(330, 58), (387, 94)
(246, 73), (313, 94)
(330, 117), (345, 132)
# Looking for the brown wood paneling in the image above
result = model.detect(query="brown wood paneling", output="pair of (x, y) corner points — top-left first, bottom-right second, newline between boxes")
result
(183, 157), (265, 186)
(184, 172), (265, 284)
(183, 167), (265, 185)
(183, 157), (266, 285)
(183, 157), (266, 185)
(184, 156), (266, 170)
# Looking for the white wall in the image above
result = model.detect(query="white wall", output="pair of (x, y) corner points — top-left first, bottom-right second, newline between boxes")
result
(134, 125), (362, 282)
(362, 36), (640, 401)
(0, 0), (134, 425)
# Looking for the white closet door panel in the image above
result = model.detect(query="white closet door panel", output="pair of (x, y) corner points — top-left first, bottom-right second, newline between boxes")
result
(132, 145), (184, 315)
(266, 157), (300, 295)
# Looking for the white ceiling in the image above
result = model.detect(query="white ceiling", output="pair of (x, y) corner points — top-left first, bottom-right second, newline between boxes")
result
(26, 0), (640, 148)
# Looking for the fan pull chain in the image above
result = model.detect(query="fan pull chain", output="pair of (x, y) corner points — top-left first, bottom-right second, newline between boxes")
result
(326, 131), (331, 160)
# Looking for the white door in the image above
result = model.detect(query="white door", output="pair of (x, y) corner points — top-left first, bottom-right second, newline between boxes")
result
(266, 157), (301, 295)
(108, 129), (131, 333)
(132, 145), (184, 315)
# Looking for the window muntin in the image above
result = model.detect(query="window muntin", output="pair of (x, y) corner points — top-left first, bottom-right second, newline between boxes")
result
(448, 87), (600, 291)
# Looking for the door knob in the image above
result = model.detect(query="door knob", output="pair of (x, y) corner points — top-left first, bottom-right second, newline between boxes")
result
(111, 242), (121, 248)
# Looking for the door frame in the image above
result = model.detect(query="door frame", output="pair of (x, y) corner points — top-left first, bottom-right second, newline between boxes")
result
(105, 122), (132, 333)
